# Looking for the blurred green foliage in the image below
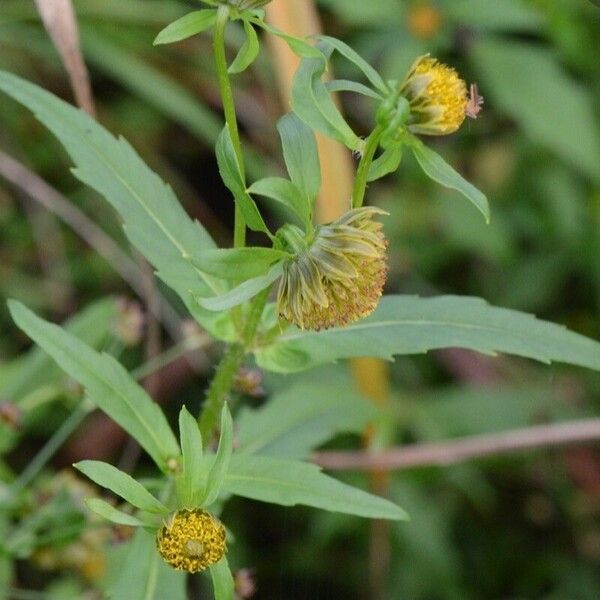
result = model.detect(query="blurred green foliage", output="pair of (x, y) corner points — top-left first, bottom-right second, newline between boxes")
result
(1, 0), (599, 598)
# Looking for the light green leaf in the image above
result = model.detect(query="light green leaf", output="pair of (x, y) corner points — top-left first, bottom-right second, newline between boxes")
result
(202, 404), (234, 506)
(228, 19), (259, 74)
(196, 262), (283, 312)
(76, 460), (168, 513)
(85, 498), (146, 527)
(216, 125), (269, 234)
(367, 147), (402, 182)
(317, 35), (388, 94)
(237, 370), (377, 459)
(0, 70), (230, 338)
(223, 454), (408, 520)
(326, 79), (383, 100)
(9, 301), (180, 471)
(470, 39), (600, 184)
(111, 529), (186, 600)
(153, 9), (217, 45)
(409, 137), (490, 222)
(251, 19), (322, 58)
(255, 295), (600, 374)
(177, 407), (204, 508)
(247, 177), (311, 225)
(210, 557), (234, 600)
(193, 247), (290, 280)
(277, 113), (321, 202)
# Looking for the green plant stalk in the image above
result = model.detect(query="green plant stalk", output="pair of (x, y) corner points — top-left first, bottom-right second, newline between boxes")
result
(198, 286), (272, 442)
(214, 4), (246, 248)
(352, 125), (384, 209)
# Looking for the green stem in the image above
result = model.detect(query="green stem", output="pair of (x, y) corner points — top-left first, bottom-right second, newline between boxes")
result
(352, 125), (384, 209)
(214, 5), (246, 248)
(198, 286), (271, 442)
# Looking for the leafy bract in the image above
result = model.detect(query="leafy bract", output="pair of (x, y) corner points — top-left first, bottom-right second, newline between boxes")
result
(9, 301), (180, 471)
(177, 407), (204, 508)
(0, 70), (233, 339)
(201, 404), (233, 506)
(247, 177), (311, 226)
(255, 295), (600, 373)
(210, 558), (235, 600)
(221, 454), (408, 520)
(228, 19), (259, 74)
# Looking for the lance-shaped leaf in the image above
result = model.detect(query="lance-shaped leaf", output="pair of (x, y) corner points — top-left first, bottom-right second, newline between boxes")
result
(0, 70), (230, 339)
(193, 247), (290, 280)
(177, 406), (204, 508)
(250, 18), (322, 58)
(222, 454), (408, 520)
(9, 301), (180, 471)
(255, 295), (600, 374)
(408, 136), (490, 223)
(229, 18), (259, 74)
(210, 557), (235, 600)
(247, 177), (311, 226)
(368, 146), (403, 182)
(154, 9), (217, 45)
(85, 498), (147, 528)
(75, 460), (168, 513)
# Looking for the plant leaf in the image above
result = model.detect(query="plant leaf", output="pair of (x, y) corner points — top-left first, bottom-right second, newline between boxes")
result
(201, 404), (234, 506)
(75, 460), (168, 513)
(222, 454), (408, 520)
(153, 9), (217, 45)
(216, 125), (269, 234)
(9, 301), (180, 471)
(409, 137), (490, 223)
(326, 79), (383, 100)
(210, 557), (235, 600)
(228, 19), (259, 74)
(251, 18), (322, 58)
(192, 247), (289, 280)
(196, 262), (283, 312)
(247, 177), (311, 225)
(277, 113), (321, 202)
(177, 407), (204, 508)
(367, 146), (402, 182)
(85, 498), (146, 527)
(255, 295), (600, 374)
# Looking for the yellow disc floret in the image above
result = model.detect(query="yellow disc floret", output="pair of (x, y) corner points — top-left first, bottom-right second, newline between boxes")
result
(277, 207), (388, 331)
(400, 55), (468, 135)
(157, 509), (226, 573)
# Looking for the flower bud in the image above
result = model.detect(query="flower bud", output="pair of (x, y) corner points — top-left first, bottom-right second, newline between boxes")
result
(157, 509), (227, 573)
(399, 55), (468, 135)
(277, 207), (388, 331)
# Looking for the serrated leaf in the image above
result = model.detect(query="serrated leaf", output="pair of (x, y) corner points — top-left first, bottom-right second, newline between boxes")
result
(210, 557), (234, 600)
(255, 295), (600, 374)
(247, 177), (311, 225)
(9, 301), (180, 471)
(177, 407), (204, 508)
(201, 404), (233, 506)
(317, 35), (388, 95)
(228, 19), (259, 74)
(216, 125), (269, 234)
(85, 498), (146, 527)
(75, 460), (168, 513)
(223, 454), (408, 520)
(0, 70), (230, 338)
(153, 9), (217, 45)
(409, 137), (490, 222)
(277, 113), (321, 202)
(196, 262), (283, 312)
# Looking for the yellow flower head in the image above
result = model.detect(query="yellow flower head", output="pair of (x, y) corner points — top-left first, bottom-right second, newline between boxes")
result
(277, 207), (388, 331)
(157, 509), (227, 573)
(400, 55), (468, 135)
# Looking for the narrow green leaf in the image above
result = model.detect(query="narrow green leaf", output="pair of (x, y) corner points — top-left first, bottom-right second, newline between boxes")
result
(196, 262), (283, 312)
(193, 247), (290, 280)
(317, 35), (388, 94)
(277, 113), (321, 202)
(153, 9), (217, 45)
(367, 147), (403, 182)
(85, 498), (145, 527)
(252, 19), (322, 58)
(255, 295), (600, 374)
(210, 557), (235, 600)
(216, 125), (269, 234)
(326, 79), (383, 100)
(202, 404), (234, 506)
(75, 461), (168, 513)
(247, 177), (311, 225)
(409, 137), (490, 223)
(9, 301), (180, 471)
(228, 19), (259, 74)
(223, 454), (408, 520)
(177, 407), (204, 508)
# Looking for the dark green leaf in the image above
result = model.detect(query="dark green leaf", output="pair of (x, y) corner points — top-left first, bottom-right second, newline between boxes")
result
(153, 9), (217, 45)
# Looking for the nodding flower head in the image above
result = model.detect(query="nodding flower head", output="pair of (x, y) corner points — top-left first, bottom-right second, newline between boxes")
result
(157, 509), (226, 573)
(277, 207), (388, 331)
(400, 55), (468, 135)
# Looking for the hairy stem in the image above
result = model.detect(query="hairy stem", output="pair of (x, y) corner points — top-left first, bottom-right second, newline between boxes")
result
(214, 5), (246, 248)
(352, 125), (384, 209)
